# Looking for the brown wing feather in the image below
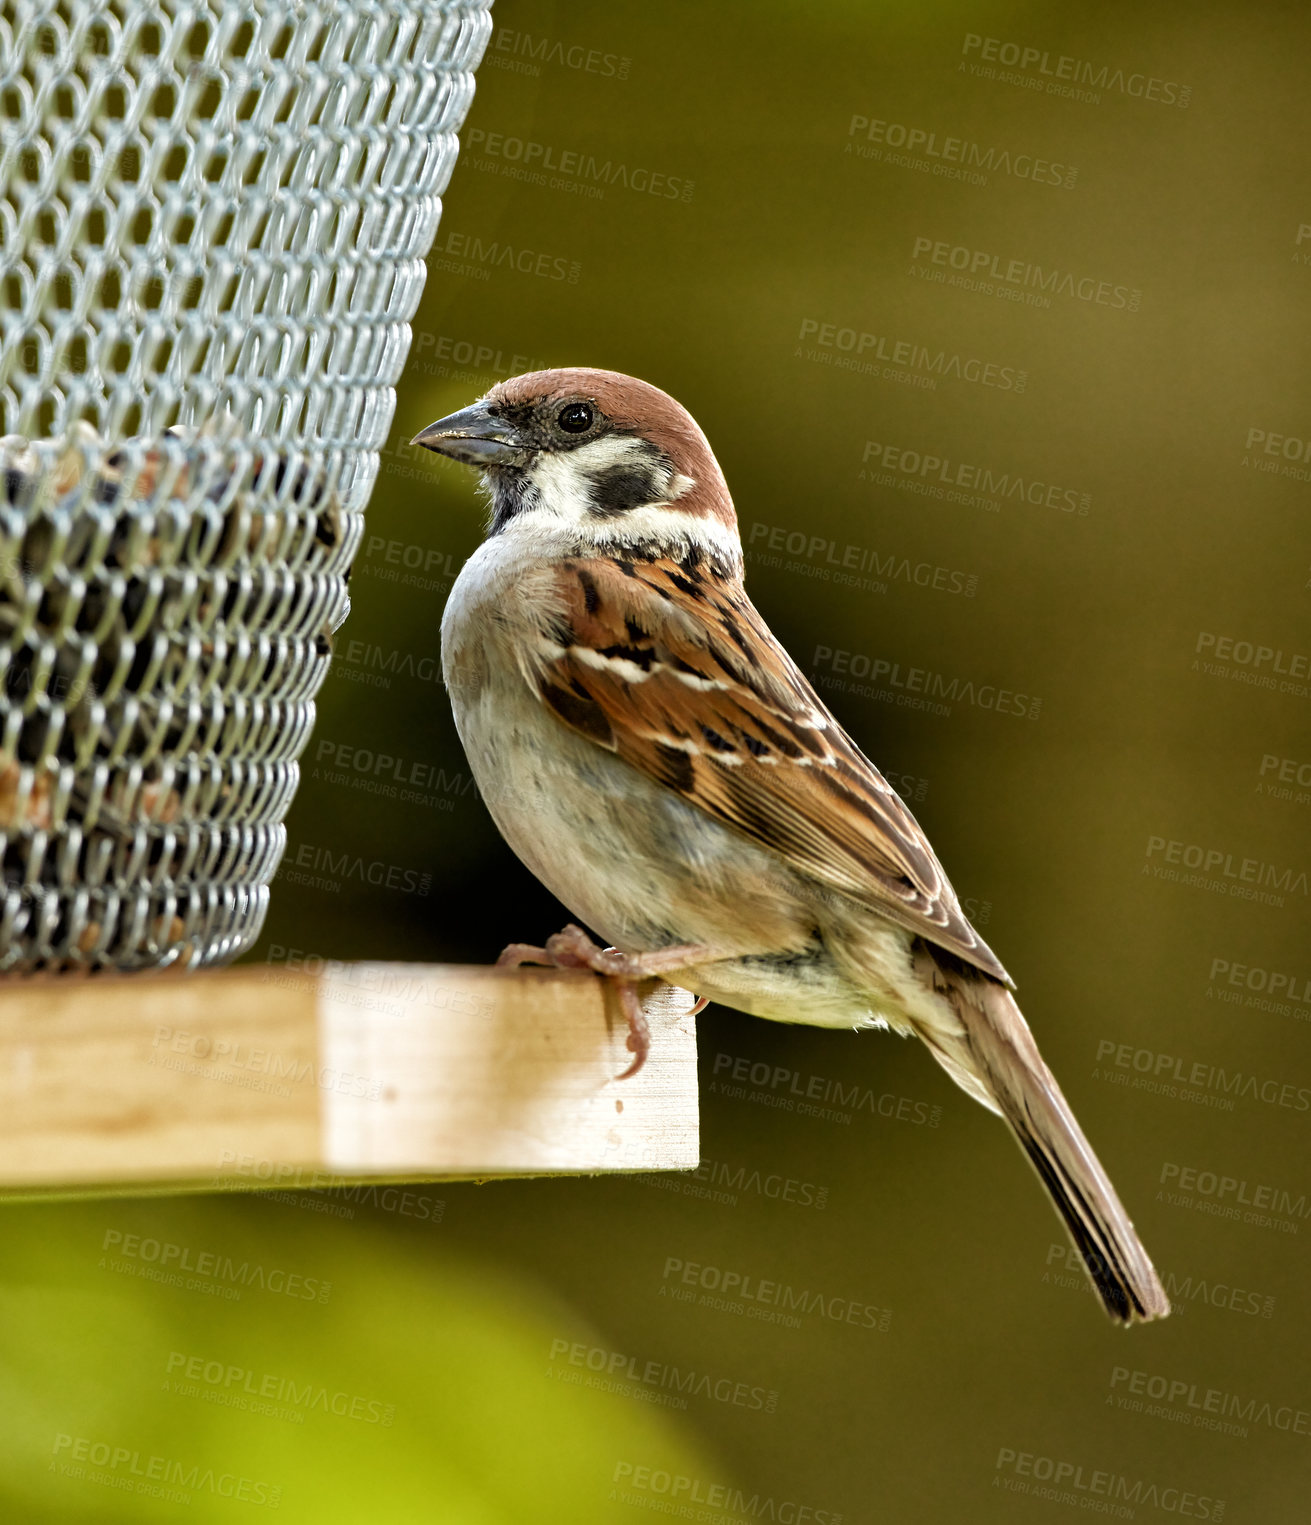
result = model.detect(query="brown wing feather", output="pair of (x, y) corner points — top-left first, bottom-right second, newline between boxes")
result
(526, 552), (1012, 984)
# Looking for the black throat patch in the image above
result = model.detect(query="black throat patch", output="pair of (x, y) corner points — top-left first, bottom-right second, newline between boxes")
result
(488, 472), (542, 535)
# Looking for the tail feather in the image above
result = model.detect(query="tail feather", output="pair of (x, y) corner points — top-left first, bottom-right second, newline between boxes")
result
(913, 943), (1169, 1325)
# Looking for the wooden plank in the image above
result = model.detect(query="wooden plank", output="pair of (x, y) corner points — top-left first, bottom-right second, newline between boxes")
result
(0, 967), (323, 1187)
(0, 964), (700, 1194)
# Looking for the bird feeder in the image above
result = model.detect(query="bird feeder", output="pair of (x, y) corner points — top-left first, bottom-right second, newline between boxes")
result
(0, 0), (492, 970)
(0, 3), (705, 1193)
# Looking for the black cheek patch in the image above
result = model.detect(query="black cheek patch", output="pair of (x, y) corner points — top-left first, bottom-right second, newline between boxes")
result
(587, 463), (661, 516)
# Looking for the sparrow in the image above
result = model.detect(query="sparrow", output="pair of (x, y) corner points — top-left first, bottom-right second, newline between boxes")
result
(412, 368), (1169, 1324)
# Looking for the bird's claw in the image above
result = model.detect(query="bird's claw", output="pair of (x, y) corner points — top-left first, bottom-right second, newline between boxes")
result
(495, 923), (709, 1079)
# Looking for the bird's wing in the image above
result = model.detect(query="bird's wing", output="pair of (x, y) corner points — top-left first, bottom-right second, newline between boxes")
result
(517, 551), (1011, 983)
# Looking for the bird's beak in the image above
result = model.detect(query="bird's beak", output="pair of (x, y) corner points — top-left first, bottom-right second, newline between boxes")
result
(410, 401), (532, 468)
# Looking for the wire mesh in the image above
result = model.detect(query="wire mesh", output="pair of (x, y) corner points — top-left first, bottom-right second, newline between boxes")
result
(0, 0), (491, 969)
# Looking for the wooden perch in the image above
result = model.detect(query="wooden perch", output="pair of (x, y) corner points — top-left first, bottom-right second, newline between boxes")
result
(0, 964), (700, 1196)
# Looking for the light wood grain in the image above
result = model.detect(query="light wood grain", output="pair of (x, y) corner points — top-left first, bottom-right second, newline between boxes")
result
(0, 964), (700, 1194)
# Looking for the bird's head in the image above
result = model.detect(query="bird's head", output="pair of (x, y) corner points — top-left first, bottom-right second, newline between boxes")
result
(411, 367), (740, 566)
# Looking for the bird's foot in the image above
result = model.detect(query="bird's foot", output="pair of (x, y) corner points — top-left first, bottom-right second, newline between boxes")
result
(496, 923), (711, 1079)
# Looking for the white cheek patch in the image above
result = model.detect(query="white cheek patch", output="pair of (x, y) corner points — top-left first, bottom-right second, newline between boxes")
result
(571, 435), (654, 472)
(520, 452), (599, 525)
(489, 435), (743, 572)
(525, 436), (659, 526)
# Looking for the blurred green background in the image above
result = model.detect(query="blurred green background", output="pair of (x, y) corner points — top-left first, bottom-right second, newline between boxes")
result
(5, 0), (1311, 1519)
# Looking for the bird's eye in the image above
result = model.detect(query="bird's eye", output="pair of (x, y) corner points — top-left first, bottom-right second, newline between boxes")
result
(557, 402), (594, 433)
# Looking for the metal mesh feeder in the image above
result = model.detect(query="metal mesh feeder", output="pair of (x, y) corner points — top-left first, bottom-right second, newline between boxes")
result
(0, 0), (492, 970)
